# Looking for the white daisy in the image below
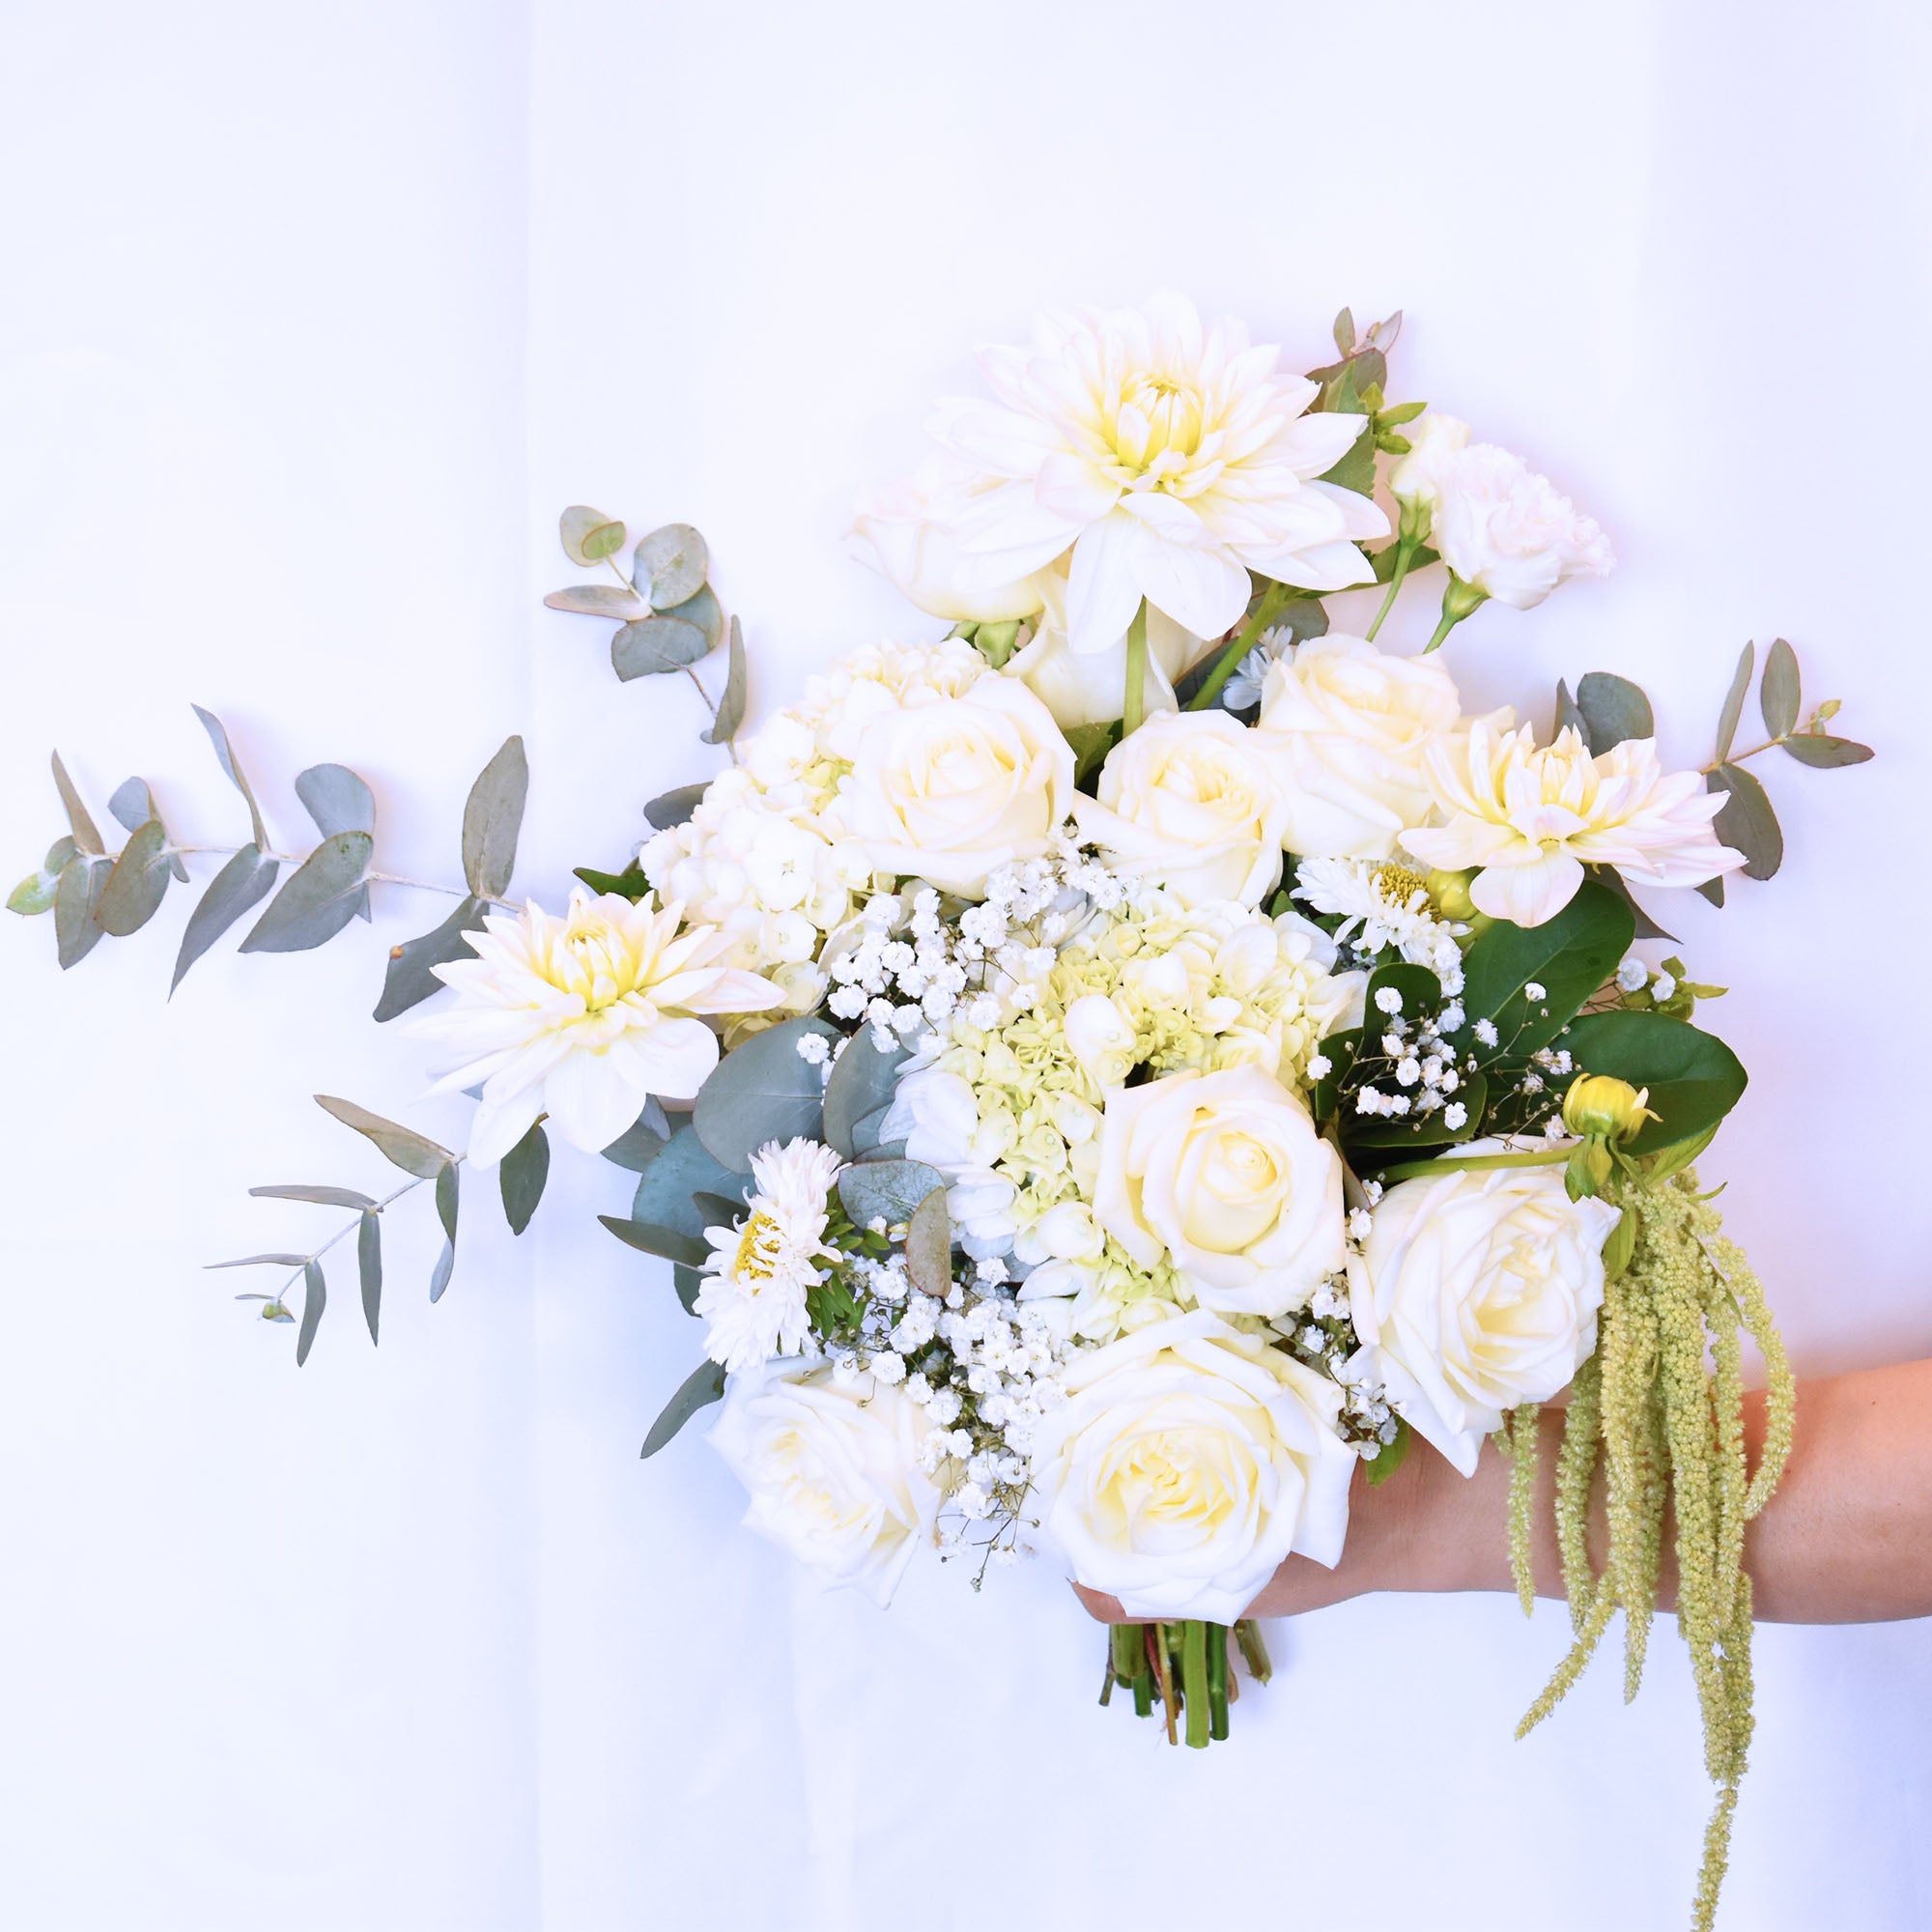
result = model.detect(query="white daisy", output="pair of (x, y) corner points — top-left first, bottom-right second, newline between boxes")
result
(696, 1138), (846, 1373)
(412, 889), (781, 1163)
(1292, 856), (1466, 981)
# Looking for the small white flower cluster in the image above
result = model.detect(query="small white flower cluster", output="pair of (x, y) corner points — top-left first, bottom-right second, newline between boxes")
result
(1617, 952), (1677, 1004)
(1292, 856), (1466, 993)
(823, 832), (1119, 1049)
(1351, 983), (1468, 1129)
(1278, 1258), (1400, 1458)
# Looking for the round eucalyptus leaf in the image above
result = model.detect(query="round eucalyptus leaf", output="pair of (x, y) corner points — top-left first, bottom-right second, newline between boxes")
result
(611, 615), (709, 680)
(560, 505), (626, 566)
(633, 524), (708, 610)
(692, 1015), (840, 1172)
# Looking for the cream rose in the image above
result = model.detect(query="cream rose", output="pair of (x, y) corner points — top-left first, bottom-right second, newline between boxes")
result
(1073, 711), (1289, 908)
(1028, 1307), (1356, 1620)
(1350, 1149), (1620, 1475)
(1254, 634), (1465, 861)
(832, 672), (1075, 896)
(1092, 1064), (1346, 1320)
(708, 1358), (940, 1607)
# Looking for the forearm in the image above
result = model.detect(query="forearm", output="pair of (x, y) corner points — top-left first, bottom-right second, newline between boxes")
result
(1249, 1359), (1932, 1625)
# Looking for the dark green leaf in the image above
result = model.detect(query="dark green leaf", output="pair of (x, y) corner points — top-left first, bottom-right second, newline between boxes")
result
(822, 1032), (908, 1158)
(372, 895), (487, 1021)
(1554, 679), (1587, 742)
(1696, 876), (1726, 909)
(544, 583), (646, 619)
(630, 1123), (746, 1235)
(662, 582), (724, 651)
(640, 1358), (725, 1458)
(1308, 1028), (1360, 1122)
(1369, 540), (1436, 583)
(691, 1189), (744, 1231)
(1558, 1010), (1747, 1155)
(1455, 880), (1634, 1065)
(671, 1265), (703, 1315)
(295, 764), (376, 838)
(435, 1161), (459, 1244)
(703, 616), (747, 746)
(358, 1211), (382, 1344)
(314, 1094), (451, 1179)
(461, 735), (527, 899)
(600, 1098), (672, 1170)
(1575, 672), (1655, 753)
(634, 523), (708, 610)
(53, 856), (107, 967)
(1759, 638), (1801, 740)
(1780, 733), (1873, 769)
(1708, 766), (1781, 881)
(297, 1260), (326, 1366)
(598, 1215), (710, 1269)
(240, 830), (373, 952)
(94, 819), (172, 936)
(170, 845), (278, 993)
(206, 1253), (309, 1269)
(1714, 642), (1753, 764)
(499, 1122), (549, 1236)
(905, 1187), (952, 1297)
(1063, 719), (1122, 787)
(1364, 1416), (1411, 1488)
(838, 1159), (944, 1229)
(1584, 863), (1677, 943)
(1350, 1072), (1488, 1155)
(192, 705), (270, 851)
(693, 1015), (841, 1172)
(643, 783), (708, 832)
(560, 505), (625, 566)
(49, 751), (103, 855)
(250, 1183), (376, 1208)
(575, 861), (650, 898)
(612, 614), (709, 680)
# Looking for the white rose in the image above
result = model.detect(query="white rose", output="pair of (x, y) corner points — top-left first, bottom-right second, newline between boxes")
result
(1073, 712), (1290, 908)
(1006, 563), (1199, 729)
(708, 1358), (940, 1607)
(1092, 1064), (1345, 1320)
(1350, 1149), (1620, 1475)
(832, 673), (1075, 896)
(1028, 1307), (1356, 1620)
(1391, 412), (1612, 611)
(1254, 634), (1465, 862)
(850, 454), (1054, 624)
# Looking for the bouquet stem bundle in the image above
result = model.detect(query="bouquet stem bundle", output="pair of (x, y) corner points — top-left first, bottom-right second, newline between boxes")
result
(1101, 1618), (1271, 1747)
(1505, 1171), (1797, 1932)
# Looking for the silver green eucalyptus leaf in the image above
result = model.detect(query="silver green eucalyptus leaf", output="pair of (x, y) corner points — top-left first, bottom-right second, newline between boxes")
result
(642, 783), (709, 833)
(640, 1357), (725, 1459)
(1759, 639), (1801, 740)
(703, 617), (747, 746)
(358, 1211), (382, 1344)
(1715, 642), (1753, 764)
(54, 856), (108, 966)
(461, 735), (527, 900)
(837, 1159), (944, 1230)
(295, 764), (376, 838)
(598, 1214), (711, 1269)
(239, 830), (373, 952)
(49, 751), (104, 856)
(429, 1236), (455, 1303)
(1708, 765), (1782, 881)
(170, 845), (278, 993)
(560, 505), (626, 566)
(498, 1122), (549, 1236)
(372, 896), (486, 1022)
(661, 582), (724, 651)
(611, 615), (709, 680)
(435, 1161), (459, 1245)
(314, 1094), (451, 1179)
(630, 1123), (746, 1235)
(1779, 733), (1874, 768)
(8, 867), (61, 916)
(45, 835), (79, 873)
(544, 583), (646, 619)
(250, 1183), (377, 1208)
(633, 524), (708, 611)
(263, 1302), (296, 1324)
(95, 819), (172, 936)
(108, 779), (187, 880)
(822, 1032), (909, 1159)
(192, 704), (270, 849)
(207, 1253), (310, 1269)
(1554, 679), (1587, 742)
(600, 1098), (672, 1171)
(692, 1014), (840, 1172)
(297, 1260), (326, 1366)
(904, 1188), (952, 1297)
(1575, 672), (1655, 753)
(671, 1264), (703, 1315)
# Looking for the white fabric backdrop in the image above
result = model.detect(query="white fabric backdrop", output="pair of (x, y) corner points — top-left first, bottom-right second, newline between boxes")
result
(4, 2), (1930, 1926)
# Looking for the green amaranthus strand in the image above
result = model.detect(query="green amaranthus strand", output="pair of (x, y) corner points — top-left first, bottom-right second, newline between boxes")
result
(1518, 1170), (1795, 1932)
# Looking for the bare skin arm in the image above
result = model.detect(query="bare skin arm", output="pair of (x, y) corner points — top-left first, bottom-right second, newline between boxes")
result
(1077, 1358), (1932, 1627)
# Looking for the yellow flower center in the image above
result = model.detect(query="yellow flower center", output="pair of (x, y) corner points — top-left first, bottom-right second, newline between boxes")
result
(1109, 373), (1208, 484)
(732, 1211), (783, 1282)
(1373, 863), (1430, 910)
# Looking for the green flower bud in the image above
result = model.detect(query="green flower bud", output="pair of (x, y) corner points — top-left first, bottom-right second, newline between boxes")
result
(1424, 867), (1478, 922)
(1563, 1074), (1658, 1144)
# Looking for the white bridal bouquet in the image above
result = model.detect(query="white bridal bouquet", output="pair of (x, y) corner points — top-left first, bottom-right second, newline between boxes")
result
(14, 295), (1874, 1931)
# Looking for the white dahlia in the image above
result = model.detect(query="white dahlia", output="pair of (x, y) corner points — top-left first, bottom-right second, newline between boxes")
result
(695, 1138), (845, 1372)
(919, 292), (1388, 654)
(413, 890), (781, 1162)
(1400, 721), (1744, 927)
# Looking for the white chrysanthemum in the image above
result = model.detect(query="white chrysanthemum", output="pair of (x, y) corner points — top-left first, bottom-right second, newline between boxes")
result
(1292, 856), (1467, 982)
(920, 292), (1388, 653)
(413, 890), (781, 1163)
(695, 1137), (845, 1372)
(1401, 721), (1744, 927)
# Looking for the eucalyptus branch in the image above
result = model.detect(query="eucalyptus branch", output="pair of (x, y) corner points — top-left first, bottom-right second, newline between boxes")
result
(167, 843), (518, 911)
(265, 1165), (452, 1306)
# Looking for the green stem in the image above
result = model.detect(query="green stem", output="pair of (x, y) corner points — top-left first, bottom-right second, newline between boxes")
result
(1423, 575), (1488, 654)
(1235, 1618), (1273, 1685)
(1377, 1147), (1573, 1184)
(1181, 1619), (1210, 1747)
(1364, 536), (1416, 643)
(1185, 580), (1292, 710)
(1122, 601), (1149, 736)
(1207, 1622), (1231, 1741)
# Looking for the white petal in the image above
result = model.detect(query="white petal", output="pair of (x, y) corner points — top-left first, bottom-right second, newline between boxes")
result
(543, 1047), (652, 1154)
(1127, 529), (1252, 642)
(1469, 852), (1586, 927)
(1065, 509), (1148, 656)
